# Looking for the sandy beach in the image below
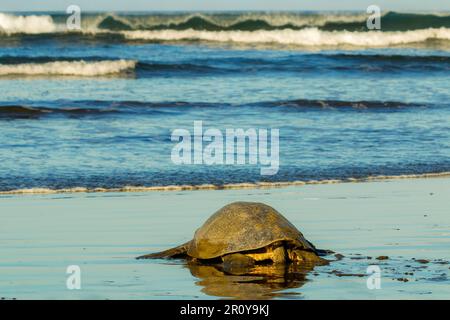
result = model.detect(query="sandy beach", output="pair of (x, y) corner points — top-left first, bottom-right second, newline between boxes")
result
(1, 177), (449, 300)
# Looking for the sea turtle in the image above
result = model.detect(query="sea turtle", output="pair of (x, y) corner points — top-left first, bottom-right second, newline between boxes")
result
(137, 202), (329, 268)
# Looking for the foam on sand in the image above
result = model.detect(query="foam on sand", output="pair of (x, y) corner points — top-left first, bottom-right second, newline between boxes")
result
(0, 59), (137, 76)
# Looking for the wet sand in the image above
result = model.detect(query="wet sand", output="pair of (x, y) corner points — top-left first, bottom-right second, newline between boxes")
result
(0, 177), (449, 299)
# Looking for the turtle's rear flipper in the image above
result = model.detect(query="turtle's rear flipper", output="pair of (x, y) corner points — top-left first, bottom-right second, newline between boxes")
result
(136, 241), (190, 259)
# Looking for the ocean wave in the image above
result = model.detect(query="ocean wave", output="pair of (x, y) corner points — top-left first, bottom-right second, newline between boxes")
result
(0, 11), (369, 34)
(0, 98), (426, 119)
(98, 11), (450, 32)
(0, 105), (121, 119)
(0, 56), (117, 64)
(1, 54), (449, 77)
(2, 12), (450, 48)
(1, 171), (449, 195)
(0, 56), (221, 73)
(122, 27), (450, 47)
(0, 59), (136, 76)
(0, 13), (57, 34)
(95, 12), (370, 31)
(0, 101), (212, 119)
(2, 11), (450, 35)
(259, 99), (423, 109)
(329, 52), (450, 62)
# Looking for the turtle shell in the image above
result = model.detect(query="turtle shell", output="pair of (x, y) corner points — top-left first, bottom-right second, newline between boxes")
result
(187, 202), (316, 259)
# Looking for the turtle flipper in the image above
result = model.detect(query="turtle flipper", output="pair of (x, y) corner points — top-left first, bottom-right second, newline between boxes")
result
(136, 241), (190, 259)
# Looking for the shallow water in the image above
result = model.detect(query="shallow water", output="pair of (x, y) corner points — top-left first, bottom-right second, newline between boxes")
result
(1, 178), (449, 299)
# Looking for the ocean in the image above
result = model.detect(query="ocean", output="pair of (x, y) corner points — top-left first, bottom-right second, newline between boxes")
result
(1, 11), (450, 193)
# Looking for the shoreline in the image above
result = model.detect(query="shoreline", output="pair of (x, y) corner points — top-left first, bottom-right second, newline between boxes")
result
(1, 171), (449, 195)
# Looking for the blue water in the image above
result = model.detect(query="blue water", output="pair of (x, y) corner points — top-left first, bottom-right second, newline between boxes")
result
(0, 11), (450, 191)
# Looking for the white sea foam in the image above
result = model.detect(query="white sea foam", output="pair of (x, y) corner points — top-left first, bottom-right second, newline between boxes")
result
(1, 172), (449, 195)
(0, 13), (57, 34)
(0, 60), (137, 76)
(122, 27), (450, 47)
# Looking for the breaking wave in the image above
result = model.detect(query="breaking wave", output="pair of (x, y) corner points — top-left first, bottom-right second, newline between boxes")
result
(1, 11), (450, 48)
(93, 11), (450, 32)
(0, 59), (136, 76)
(3, 11), (449, 33)
(0, 11), (370, 34)
(0, 12), (57, 34)
(122, 27), (450, 47)
(94, 12), (371, 31)
(1, 53), (449, 76)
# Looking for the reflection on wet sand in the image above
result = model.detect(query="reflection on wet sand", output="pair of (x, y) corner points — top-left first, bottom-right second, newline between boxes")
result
(186, 262), (317, 299)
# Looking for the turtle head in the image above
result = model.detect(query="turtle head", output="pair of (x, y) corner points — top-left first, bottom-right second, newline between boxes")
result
(287, 248), (328, 265)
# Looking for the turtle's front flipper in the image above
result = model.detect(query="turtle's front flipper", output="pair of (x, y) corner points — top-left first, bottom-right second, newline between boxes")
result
(136, 241), (190, 259)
